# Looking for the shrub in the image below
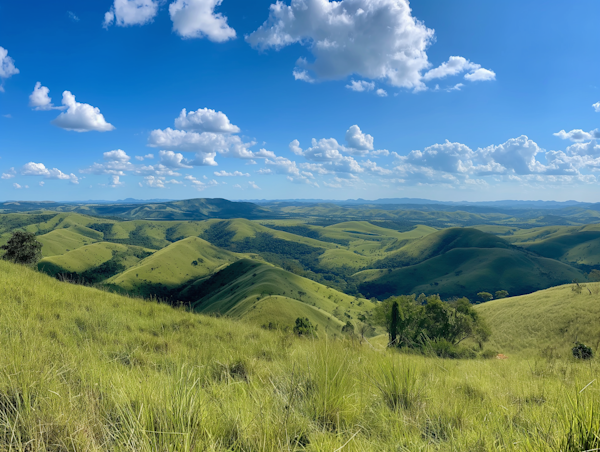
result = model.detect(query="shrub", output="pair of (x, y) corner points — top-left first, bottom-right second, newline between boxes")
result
(495, 290), (509, 299)
(341, 320), (354, 335)
(426, 338), (461, 359)
(480, 349), (498, 359)
(477, 292), (493, 302)
(293, 317), (315, 337)
(572, 342), (593, 360)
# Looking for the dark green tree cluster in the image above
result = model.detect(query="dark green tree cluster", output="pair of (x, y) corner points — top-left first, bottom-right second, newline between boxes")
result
(293, 317), (316, 337)
(373, 295), (490, 351)
(1, 231), (42, 265)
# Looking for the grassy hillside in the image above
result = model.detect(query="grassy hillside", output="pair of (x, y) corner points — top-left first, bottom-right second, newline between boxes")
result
(105, 236), (248, 293)
(178, 259), (375, 333)
(373, 227), (511, 269)
(359, 247), (586, 300)
(1, 261), (600, 450)
(37, 226), (104, 257)
(1, 212), (597, 303)
(523, 228), (600, 267)
(476, 282), (600, 356)
(37, 242), (153, 277)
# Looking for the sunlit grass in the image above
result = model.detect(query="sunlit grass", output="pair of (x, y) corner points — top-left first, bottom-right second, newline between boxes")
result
(0, 260), (599, 451)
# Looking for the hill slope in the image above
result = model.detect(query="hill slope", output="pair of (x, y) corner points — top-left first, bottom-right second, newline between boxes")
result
(0, 260), (599, 450)
(104, 236), (249, 294)
(476, 282), (600, 356)
(358, 247), (586, 300)
(178, 259), (376, 333)
(373, 227), (511, 269)
(522, 227), (600, 267)
(37, 242), (153, 278)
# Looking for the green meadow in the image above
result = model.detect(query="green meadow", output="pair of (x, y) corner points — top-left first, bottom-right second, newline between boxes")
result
(1, 260), (600, 451)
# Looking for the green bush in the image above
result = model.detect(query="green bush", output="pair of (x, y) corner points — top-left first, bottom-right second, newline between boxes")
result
(477, 292), (493, 302)
(293, 317), (316, 337)
(495, 290), (509, 299)
(572, 342), (593, 360)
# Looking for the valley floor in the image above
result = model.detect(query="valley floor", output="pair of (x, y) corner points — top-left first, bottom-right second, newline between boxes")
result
(1, 261), (599, 451)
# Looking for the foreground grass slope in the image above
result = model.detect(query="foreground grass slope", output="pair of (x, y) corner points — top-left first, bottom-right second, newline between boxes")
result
(1, 261), (600, 451)
(476, 282), (600, 356)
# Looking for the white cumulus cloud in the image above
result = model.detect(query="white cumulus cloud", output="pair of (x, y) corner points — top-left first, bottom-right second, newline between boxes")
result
(21, 162), (79, 183)
(376, 89), (388, 97)
(423, 56), (494, 84)
(346, 80), (375, 92)
(554, 128), (600, 142)
(104, 149), (130, 163)
(81, 150), (133, 175)
(0, 46), (19, 92)
(247, 0), (434, 91)
(345, 125), (374, 151)
(214, 170), (250, 177)
(29, 82), (65, 111)
(594, 102), (600, 113)
(169, 0), (236, 42)
(52, 91), (115, 132)
(159, 150), (192, 168)
(464, 68), (496, 82)
(103, 0), (159, 28)
(144, 175), (166, 188)
(247, 0), (495, 92)
(109, 175), (124, 187)
(175, 107), (240, 133)
(1, 168), (16, 179)
(148, 128), (254, 158)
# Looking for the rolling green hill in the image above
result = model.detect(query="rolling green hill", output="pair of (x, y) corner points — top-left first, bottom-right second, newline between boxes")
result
(177, 259), (376, 333)
(522, 226), (600, 267)
(37, 242), (153, 278)
(358, 246), (587, 300)
(37, 226), (105, 257)
(1, 211), (599, 303)
(104, 236), (251, 294)
(476, 282), (600, 356)
(373, 227), (511, 269)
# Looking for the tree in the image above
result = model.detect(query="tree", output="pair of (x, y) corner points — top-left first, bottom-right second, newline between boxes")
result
(477, 292), (493, 302)
(588, 270), (600, 282)
(1, 231), (42, 265)
(373, 294), (490, 353)
(494, 290), (509, 299)
(341, 320), (355, 335)
(357, 322), (374, 341)
(389, 301), (400, 346)
(293, 317), (315, 336)
(448, 298), (490, 347)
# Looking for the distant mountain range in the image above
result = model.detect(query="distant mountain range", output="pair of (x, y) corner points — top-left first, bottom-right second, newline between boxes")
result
(1, 197), (594, 209)
(2, 197), (600, 227)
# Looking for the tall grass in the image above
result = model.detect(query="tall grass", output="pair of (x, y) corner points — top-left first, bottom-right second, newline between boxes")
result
(1, 260), (600, 451)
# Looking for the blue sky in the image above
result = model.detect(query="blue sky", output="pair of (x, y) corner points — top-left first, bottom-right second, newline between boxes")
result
(0, 0), (599, 202)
